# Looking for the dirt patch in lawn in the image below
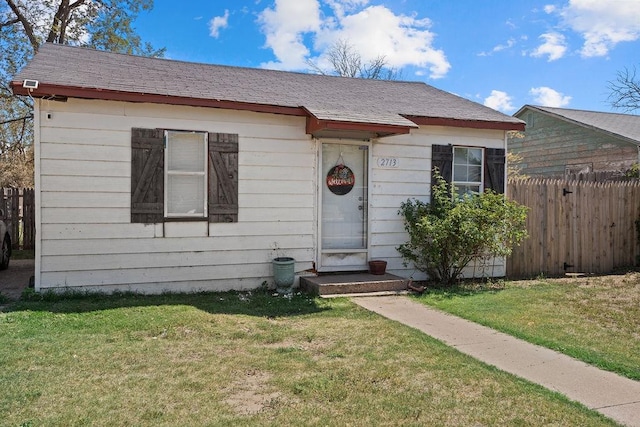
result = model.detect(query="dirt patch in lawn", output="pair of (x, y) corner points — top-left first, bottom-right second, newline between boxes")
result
(223, 370), (284, 415)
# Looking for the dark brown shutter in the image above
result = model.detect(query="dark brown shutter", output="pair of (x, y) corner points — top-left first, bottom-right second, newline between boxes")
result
(431, 144), (453, 198)
(208, 133), (239, 223)
(484, 148), (506, 194)
(431, 144), (453, 182)
(131, 128), (164, 223)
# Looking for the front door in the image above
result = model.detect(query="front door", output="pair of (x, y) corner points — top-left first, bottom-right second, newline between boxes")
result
(319, 142), (369, 271)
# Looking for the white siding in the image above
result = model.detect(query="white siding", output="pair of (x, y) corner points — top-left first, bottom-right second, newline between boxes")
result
(35, 98), (507, 293)
(36, 99), (315, 292)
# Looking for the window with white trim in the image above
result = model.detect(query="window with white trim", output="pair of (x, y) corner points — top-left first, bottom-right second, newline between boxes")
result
(165, 130), (208, 217)
(431, 145), (505, 199)
(452, 146), (483, 197)
(131, 128), (239, 224)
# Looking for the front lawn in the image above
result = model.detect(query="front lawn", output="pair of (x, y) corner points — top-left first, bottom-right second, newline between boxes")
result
(0, 291), (615, 426)
(413, 272), (640, 380)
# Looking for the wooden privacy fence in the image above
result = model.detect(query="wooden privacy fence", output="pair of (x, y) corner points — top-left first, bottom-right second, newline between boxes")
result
(1, 188), (35, 250)
(506, 179), (640, 278)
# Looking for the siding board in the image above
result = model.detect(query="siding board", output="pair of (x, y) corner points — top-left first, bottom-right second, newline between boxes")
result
(41, 176), (129, 192)
(42, 248), (315, 272)
(41, 192), (129, 208)
(40, 143), (130, 161)
(42, 233), (314, 255)
(41, 223), (314, 246)
(41, 159), (129, 177)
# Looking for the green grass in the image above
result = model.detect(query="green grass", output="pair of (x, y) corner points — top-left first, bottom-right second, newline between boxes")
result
(413, 273), (640, 380)
(0, 290), (615, 426)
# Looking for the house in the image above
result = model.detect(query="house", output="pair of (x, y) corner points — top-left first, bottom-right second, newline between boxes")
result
(509, 105), (640, 178)
(11, 43), (524, 294)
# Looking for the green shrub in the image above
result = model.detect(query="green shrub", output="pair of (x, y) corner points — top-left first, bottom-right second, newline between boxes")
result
(625, 163), (640, 178)
(398, 172), (528, 285)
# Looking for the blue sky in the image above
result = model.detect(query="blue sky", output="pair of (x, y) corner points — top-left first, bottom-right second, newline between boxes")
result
(134, 0), (640, 115)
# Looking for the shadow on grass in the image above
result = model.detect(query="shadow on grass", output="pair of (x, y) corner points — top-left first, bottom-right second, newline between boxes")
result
(3, 288), (330, 318)
(417, 280), (508, 300)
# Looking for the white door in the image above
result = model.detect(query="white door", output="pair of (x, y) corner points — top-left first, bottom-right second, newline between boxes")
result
(319, 142), (369, 271)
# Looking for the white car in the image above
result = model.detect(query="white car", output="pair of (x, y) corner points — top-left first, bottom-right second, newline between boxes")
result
(0, 208), (11, 270)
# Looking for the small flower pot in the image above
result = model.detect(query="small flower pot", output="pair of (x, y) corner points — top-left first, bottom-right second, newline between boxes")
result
(368, 260), (387, 275)
(273, 257), (295, 293)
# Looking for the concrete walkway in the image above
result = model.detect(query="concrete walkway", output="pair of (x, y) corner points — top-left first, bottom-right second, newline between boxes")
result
(354, 295), (640, 427)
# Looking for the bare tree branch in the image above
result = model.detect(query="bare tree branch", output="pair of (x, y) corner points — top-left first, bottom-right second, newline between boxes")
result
(0, 115), (32, 126)
(5, 0), (39, 51)
(307, 39), (401, 80)
(0, 17), (20, 28)
(47, 0), (69, 43)
(608, 66), (640, 113)
(1, 83), (32, 109)
(1, 0), (163, 186)
(330, 39), (360, 78)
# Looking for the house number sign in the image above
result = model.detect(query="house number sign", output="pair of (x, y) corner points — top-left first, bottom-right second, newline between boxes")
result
(326, 164), (355, 195)
(377, 157), (399, 168)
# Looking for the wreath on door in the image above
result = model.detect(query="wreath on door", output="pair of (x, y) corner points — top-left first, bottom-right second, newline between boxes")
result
(326, 163), (355, 195)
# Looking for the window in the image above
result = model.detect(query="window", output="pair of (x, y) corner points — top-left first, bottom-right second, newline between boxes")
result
(431, 144), (505, 197)
(165, 131), (207, 218)
(131, 128), (238, 224)
(453, 147), (483, 197)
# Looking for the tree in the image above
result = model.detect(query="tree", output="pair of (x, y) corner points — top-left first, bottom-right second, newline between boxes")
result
(397, 171), (528, 285)
(0, 0), (163, 187)
(607, 65), (640, 113)
(307, 39), (401, 80)
(506, 131), (528, 180)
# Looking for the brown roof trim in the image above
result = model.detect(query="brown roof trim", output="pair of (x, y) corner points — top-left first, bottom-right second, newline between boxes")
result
(306, 115), (413, 137)
(11, 81), (525, 133)
(10, 82), (307, 117)
(405, 115), (525, 131)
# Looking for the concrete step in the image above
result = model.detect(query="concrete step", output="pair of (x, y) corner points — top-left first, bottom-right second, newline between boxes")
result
(300, 273), (409, 296)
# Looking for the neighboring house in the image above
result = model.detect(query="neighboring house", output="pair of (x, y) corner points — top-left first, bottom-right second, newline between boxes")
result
(509, 105), (640, 178)
(11, 43), (524, 294)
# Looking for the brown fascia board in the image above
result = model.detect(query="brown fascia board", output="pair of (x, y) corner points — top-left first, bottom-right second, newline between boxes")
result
(11, 81), (525, 133)
(305, 115), (413, 137)
(10, 82), (307, 117)
(405, 115), (525, 131)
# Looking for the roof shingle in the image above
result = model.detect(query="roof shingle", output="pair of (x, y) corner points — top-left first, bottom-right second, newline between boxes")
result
(13, 43), (523, 131)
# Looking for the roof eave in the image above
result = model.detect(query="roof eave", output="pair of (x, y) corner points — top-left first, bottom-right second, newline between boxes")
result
(10, 82), (307, 117)
(11, 81), (525, 134)
(405, 115), (525, 131)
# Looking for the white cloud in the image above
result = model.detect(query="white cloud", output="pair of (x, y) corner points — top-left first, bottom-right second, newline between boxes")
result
(484, 90), (515, 113)
(325, 0), (370, 18)
(530, 32), (567, 61)
(209, 10), (230, 38)
(257, 0), (450, 79)
(258, 0), (322, 70)
(557, 0), (640, 57)
(479, 38), (516, 56)
(530, 86), (572, 107)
